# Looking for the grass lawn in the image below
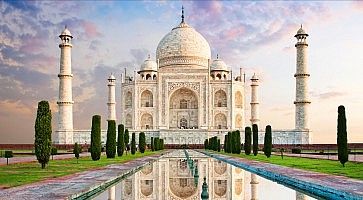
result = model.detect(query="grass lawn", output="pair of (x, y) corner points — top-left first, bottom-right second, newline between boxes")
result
(216, 151), (363, 180)
(0, 150), (161, 188)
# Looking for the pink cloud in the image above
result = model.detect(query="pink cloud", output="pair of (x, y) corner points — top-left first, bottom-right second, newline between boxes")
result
(222, 26), (246, 41)
(352, 1), (363, 10)
(81, 21), (102, 38)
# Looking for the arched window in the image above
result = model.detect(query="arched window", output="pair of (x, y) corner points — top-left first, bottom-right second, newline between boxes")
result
(125, 91), (132, 108)
(146, 74), (151, 80)
(153, 74), (157, 80)
(180, 118), (187, 129)
(180, 99), (187, 109)
(235, 114), (243, 128)
(141, 90), (153, 107)
(215, 113), (227, 129)
(223, 74), (227, 80)
(140, 113), (153, 129)
(125, 114), (132, 128)
(214, 90), (227, 107)
(216, 74), (222, 80)
(235, 91), (243, 108)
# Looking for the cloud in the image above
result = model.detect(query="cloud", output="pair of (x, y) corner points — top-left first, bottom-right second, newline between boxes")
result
(312, 91), (348, 100)
(81, 21), (102, 39)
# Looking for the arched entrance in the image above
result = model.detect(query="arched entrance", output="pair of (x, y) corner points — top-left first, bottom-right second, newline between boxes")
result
(169, 88), (198, 129)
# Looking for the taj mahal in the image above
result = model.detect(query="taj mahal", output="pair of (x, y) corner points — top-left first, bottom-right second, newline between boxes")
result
(54, 10), (311, 145)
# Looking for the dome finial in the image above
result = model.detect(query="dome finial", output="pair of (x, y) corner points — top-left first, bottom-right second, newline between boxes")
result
(181, 6), (184, 23)
(301, 24), (303, 29)
(148, 54), (150, 59)
(216, 54), (219, 59)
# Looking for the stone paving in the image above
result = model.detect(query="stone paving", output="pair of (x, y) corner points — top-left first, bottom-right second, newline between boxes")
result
(0, 152), (166, 200)
(0, 152), (90, 166)
(201, 151), (363, 200)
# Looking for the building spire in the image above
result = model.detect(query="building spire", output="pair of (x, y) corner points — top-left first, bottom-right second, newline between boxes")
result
(181, 6), (184, 23)
(216, 54), (219, 59)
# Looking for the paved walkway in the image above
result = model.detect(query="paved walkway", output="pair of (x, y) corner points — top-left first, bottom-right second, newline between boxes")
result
(278, 153), (363, 163)
(0, 153), (90, 166)
(201, 151), (363, 199)
(0, 152), (166, 200)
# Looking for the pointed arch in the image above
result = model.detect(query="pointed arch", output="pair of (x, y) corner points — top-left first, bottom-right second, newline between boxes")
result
(141, 90), (153, 107)
(235, 91), (243, 108)
(214, 90), (227, 107)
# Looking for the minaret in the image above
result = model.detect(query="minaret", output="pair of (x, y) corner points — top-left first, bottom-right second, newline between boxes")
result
(294, 25), (311, 130)
(250, 73), (260, 126)
(56, 26), (74, 144)
(250, 174), (259, 200)
(107, 74), (116, 121)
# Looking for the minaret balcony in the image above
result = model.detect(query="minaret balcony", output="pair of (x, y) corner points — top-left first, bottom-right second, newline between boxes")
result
(294, 73), (310, 77)
(294, 100), (311, 104)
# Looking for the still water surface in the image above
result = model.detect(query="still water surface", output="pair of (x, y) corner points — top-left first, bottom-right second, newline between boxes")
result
(93, 150), (317, 200)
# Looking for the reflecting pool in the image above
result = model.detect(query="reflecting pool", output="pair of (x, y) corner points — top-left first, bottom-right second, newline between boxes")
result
(93, 150), (317, 200)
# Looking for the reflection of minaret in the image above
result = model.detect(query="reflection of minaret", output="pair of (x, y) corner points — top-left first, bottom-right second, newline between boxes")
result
(108, 185), (115, 200)
(107, 74), (116, 121)
(56, 26), (74, 144)
(250, 74), (260, 126)
(250, 174), (259, 200)
(294, 25), (311, 130)
(296, 191), (308, 200)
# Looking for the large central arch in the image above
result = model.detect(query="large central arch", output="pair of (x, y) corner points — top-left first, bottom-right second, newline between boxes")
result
(169, 88), (199, 129)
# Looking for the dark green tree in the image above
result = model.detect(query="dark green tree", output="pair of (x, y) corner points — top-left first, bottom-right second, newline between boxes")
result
(139, 132), (146, 153)
(124, 129), (130, 146)
(73, 142), (81, 163)
(337, 105), (348, 167)
(227, 132), (232, 153)
(151, 137), (154, 151)
(5, 151), (13, 165)
(224, 135), (228, 152)
(34, 101), (52, 169)
(236, 130), (241, 154)
(160, 139), (164, 150)
(51, 147), (57, 160)
(153, 137), (158, 151)
(204, 139), (208, 150)
(244, 127), (252, 155)
(131, 132), (136, 154)
(217, 139), (221, 152)
(106, 120), (117, 158)
(117, 124), (125, 157)
(252, 124), (258, 156)
(90, 115), (101, 161)
(263, 125), (272, 158)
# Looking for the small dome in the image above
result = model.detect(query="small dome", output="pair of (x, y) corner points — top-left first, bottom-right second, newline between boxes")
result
(59, 27), (73, 38)
(139, 57), (157, 72)
(210, 58), (228, 71)
(295, 25), (308, 37)
(108, 74), (116, 80)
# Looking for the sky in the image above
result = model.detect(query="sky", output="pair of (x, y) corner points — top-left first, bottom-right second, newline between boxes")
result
(0, 1), (362, 144)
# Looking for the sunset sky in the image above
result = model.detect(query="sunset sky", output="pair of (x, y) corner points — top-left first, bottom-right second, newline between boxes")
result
(0, 1), (362, 144)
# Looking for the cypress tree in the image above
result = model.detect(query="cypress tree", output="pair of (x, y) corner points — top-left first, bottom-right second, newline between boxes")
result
(204, 139), (208, 150)
(34, 101), (52, 169)
(153, 137), (158, 151)
(117, 124), (125, 157)
(227, 132), (232, 153)
(264, 125), (272, 158)
(160, 139), (164, 150)
(124, 129), (130, 146)
(217, 139), (221, 152)
(90, 115), (101, 161)
(252, 124), (258, 156)
(151, 137), (154, 151)
(237, 130), (241, 154)
(73, 142), (81, 163)
(131, 132), (136, 154)
(224, 135), (228, 152)
(106, 120), (117, 158)
(244, 127), (252, 155)
(139, 132), (146, 153)
(337, 105), (348, 167)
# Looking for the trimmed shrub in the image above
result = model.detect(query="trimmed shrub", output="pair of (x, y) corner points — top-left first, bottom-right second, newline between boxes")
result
(224, 135), (227, 152)
(151, 137), (154, 151)
(73, 143), (81, 163)
(244, 127), (252, 155)
(291, 148), (301, 154)
(5, 150), (13, 165)
(117, 124), (125, 157)
(139, 132), (146, 153)
(264, 125), (272, 158)
(217, 139), (221, 152)
(90, 115), (101, 161)
(252, 124), (258, 156)
(106, 120), (117, 158)
(34, 100), (52, 169)
(124, 129), (130, 146)
(131, 132), (136, 155)
(51, 147), (57, 160)
(337, 105), (348, 167)
(204, 139), (208, 150)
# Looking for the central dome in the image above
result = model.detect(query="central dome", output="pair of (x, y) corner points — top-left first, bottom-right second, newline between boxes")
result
(156, 21), (211, 68)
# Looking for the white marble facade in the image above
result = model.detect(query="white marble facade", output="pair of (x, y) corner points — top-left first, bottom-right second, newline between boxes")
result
(55, 14), (311, 144)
